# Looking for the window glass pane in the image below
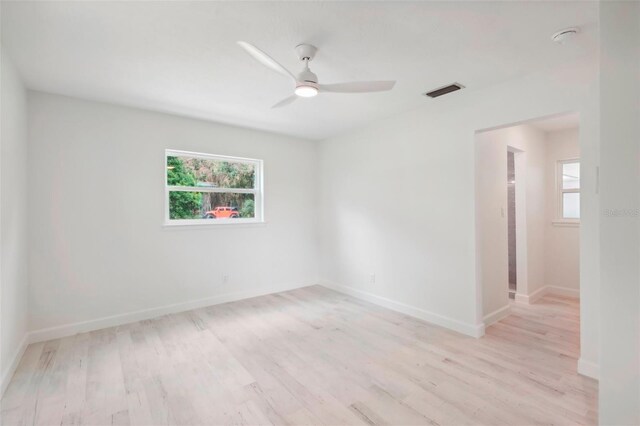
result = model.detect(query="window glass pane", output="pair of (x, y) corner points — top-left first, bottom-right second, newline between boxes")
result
(563, 192), (580, 219)
(169, 192), (255, 220)
(562, 162), (580, 190)
(167, 155), (255, 189)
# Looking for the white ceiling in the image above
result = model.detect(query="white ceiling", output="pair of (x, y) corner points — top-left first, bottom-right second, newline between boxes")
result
(529, 112), (580, 132)
(1, 1), (597, 140)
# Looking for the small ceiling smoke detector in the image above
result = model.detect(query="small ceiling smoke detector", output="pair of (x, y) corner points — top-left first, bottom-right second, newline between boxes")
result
(552, 27), (580, 44)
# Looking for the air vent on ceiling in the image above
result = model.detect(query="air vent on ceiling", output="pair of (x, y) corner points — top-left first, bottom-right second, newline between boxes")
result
(425, 83), (464, 98)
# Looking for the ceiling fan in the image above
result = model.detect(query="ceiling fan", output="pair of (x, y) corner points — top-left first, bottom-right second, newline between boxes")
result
(237, 41), (396, 108)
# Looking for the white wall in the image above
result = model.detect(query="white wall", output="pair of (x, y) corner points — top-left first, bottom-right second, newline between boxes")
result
(475, 129), (509, 322)
(476, 124), (547, 319)
(318, 54), (600, 369)
(544, 128), (580, 293)
(27, 92), (319, 336)
(0, 48), (29, 392)
(598, 1), (640, 423)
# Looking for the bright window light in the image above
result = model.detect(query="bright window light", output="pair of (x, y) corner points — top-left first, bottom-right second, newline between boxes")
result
(165, 150), (263, 226)
(558, 159), (580, 221)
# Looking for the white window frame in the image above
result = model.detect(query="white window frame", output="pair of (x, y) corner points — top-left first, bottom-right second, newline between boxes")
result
(164, 149), (264, 226)
(556, 158), (580, 225)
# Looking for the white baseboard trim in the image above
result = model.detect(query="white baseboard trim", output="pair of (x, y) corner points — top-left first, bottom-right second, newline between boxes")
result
(1, 333), (29, 397)
(320, 281), (484, 338)
(515, 286), (547, 304)
(515, 285), (580, 304)
(547, 286), (580, 298)
(514, 292), (530, 304)
(28, 282), (314, 345)
(483, 304), (511, 327)
(577, 357), (599, 380)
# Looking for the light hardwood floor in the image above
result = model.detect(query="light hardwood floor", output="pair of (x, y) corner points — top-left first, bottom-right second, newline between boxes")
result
(1, 286), (597, 425)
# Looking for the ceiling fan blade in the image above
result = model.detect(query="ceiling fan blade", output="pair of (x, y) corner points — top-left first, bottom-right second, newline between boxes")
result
(237, 41), (296, 82)
(319, 81), (396, 93)
(272, 95), (298, 109)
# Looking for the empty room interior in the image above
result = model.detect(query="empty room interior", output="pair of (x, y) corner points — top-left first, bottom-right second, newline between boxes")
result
(0, 1), (639, 425)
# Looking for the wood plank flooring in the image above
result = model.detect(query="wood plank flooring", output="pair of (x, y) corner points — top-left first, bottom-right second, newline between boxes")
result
(0, 286), (597, 425)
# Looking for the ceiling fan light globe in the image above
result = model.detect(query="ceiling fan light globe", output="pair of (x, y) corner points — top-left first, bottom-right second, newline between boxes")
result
(295, 85), (319, 97)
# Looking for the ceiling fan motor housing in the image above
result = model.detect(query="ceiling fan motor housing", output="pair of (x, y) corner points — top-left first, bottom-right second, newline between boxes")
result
(298, 67), (318, 84)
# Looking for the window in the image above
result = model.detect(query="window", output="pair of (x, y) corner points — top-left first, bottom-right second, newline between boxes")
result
(165, 150), (263, 225)
(558, 159), (580, 221)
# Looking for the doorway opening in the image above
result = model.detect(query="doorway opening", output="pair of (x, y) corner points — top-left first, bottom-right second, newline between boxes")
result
(475, 112), (581, 327)
(507, 150), (517, 299)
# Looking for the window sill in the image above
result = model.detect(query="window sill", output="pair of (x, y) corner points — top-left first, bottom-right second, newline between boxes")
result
(552, 220), (580, 227)
(163, 220), (267, 229)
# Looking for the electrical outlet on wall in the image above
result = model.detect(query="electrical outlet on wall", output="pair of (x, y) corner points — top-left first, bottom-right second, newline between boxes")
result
(222, 274), (230, 284)
(369, 273), (376, 285)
